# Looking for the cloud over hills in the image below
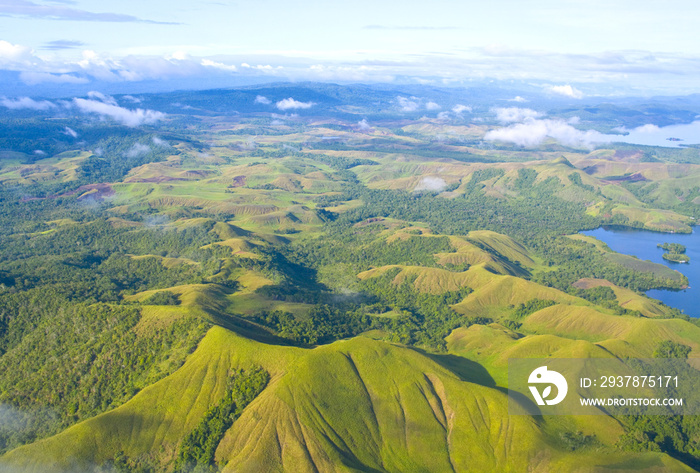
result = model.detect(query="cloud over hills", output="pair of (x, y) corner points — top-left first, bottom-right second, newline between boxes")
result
(276, 98), (315, 110)
(1, 89), (166, 127)
(550, 84), (584, 99)
(0, 96), (55, 110)
(484, 118), (611, 148)
(2, 33), (700, 97)
(74, 98), (165, 127)
(493, 107), (542, 123)
(397, 96), (420, 112)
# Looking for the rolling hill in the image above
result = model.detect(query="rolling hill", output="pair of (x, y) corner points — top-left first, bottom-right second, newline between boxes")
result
(3, 83), (700, 472)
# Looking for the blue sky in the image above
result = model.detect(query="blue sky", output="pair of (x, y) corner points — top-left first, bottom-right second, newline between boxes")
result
(2, 0), (700, 95)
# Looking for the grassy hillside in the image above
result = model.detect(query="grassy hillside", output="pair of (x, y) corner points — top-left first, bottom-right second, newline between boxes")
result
(358, 263), (581, 320)
(2, 327), (694, 473)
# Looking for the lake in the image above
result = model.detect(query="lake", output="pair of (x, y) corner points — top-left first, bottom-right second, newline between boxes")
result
(580, 226), (700, 317)
(608, 121), (700, 148)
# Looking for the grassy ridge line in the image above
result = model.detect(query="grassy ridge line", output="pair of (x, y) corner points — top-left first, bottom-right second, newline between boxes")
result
(3, 325), (692, 472)
(466, 230), (536, 269)
(573, 278), (670, 318)
(216, 337), (546, 472)
(358, 263), (582, 316)
(524, 305), (700, 350)
(0, 327), (302, 472)
(217, 336), (691, 472)
(448, 306), (700, 386)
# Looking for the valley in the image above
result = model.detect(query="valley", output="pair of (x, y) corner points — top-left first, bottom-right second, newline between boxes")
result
(1, 84), (700, 472)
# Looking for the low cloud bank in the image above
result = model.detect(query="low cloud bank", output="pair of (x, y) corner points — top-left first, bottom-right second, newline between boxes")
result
(452, 104), (472, 114)
(276, 97), (314, 110)
(415, 176), (447, 192)
(73, 98), (165, 127)
(0, 96), (55, 110)
(397, 96), (447, 113)
(550, 84), (583, 99)
(484, 118), (612, 148)
(124, 143), (151, 158)
(152, 136), (170, 147)
(1, 91), (166, 128)
(357, 118), (372, 132)
(397, 96), (419, 112)
(493, 107), (542, 123)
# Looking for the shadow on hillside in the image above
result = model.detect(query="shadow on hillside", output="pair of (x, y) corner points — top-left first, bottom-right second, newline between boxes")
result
(410, 349), (498, 389)
(417, 349), (549, 427)
(207, 311), (303, 347)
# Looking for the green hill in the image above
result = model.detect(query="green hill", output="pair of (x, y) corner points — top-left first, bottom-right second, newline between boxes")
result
(2, 328), (694, 473)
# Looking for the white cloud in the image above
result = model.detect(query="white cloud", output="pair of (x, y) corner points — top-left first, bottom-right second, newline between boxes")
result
(255, 95), (271, 104)
(201, 58), (237, 72)
(87, 90), (117, 105)
(0, 96), (55, 110)
(0, 35), (696, 96)
(550, 84), (584, 99)
(18, 71), (87, 85)
(0, 40), (33, 64)
(122, 95), (142, 103)
(63, 126), (78, 138)
(78, 50), (198, 82)
(0, 34), (700, 95)
(635, 124), (661, 133)
(437, 111), (451, 121)
(125, 143), (151, 158)
(33, 149), (46, 156)
(357, 118), (372, 132)
(276, 97), (314, 110)
(397, 96), (420, 112)
(425, 101), (441, 110)
(1, 36), (700, 95)
(0, 403), (30, 434)
(484, 119), (612, 148)
(73, 98), (166, 127)
(452, 104), (472, 114)
(241, 63), (276, 71)
(169, 51), (190, 61)
(492, 107), (542, 123)
(509, 96), (528, 103)
(152, 136), (170, 147)
(415, 176), (447, 192)
(307, 63), (395, 82)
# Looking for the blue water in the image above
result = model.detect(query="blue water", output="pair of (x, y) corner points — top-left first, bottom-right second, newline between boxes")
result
(609, 121), (700, 148)
(581, 226), (700, 317)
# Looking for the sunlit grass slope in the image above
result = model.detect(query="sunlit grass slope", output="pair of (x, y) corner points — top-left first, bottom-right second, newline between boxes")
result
(0, 327), (303, 472)
(2, 327), (693, 473)
(358, 263), (580, 318)
(573, 278), (670, 318)
(466, 230), (536, 269)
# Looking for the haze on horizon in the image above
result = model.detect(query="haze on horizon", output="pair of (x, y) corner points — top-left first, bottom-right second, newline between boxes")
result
(1, 0), (700, 96)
